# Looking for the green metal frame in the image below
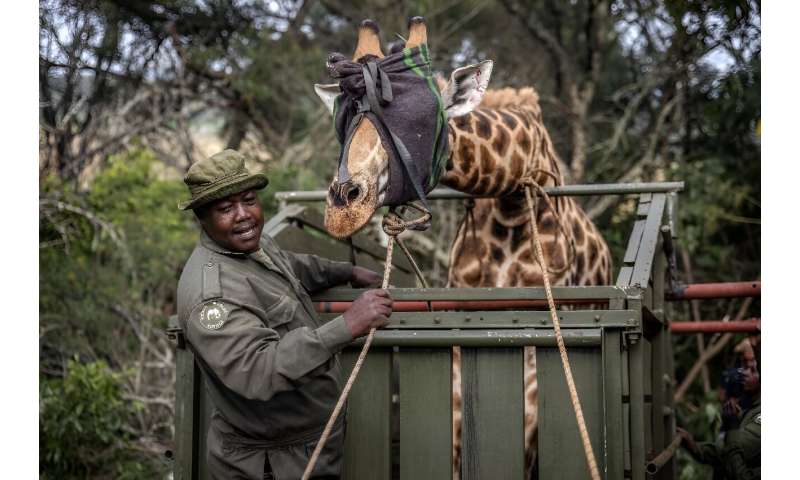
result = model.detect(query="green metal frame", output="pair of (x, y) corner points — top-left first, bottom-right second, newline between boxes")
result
(169, 182), (683, 480)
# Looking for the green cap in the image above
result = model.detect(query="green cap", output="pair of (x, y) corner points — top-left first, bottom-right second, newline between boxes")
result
(179, 149), (269, 210)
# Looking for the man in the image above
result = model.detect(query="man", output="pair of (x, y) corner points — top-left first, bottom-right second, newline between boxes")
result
(176, 149), (392, 479)
(678, 351), (761, 479)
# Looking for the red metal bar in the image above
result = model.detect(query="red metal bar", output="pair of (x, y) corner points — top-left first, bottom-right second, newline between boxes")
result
(670, 319), (760, 333)
(667, 281), (760, 300)
(316, 298), (608, 314)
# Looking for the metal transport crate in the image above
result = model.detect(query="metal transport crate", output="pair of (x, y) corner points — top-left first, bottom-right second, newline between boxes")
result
(169, 183), (684, 480)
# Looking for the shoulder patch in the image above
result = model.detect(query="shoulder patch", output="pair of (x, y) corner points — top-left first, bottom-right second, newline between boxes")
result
(754, 413), (760, 425)
(198, 301), (229, 330)
(202, 261), (222, 300)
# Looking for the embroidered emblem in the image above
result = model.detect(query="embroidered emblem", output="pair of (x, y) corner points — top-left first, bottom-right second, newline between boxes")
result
(754, 414), (760, 425)
(199, 301), (228, 330)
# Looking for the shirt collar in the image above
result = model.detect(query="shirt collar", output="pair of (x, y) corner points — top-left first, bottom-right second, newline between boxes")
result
(199, 230), (250, 257)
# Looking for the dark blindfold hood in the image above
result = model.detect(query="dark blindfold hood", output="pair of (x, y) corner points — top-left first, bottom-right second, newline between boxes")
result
(329, 44), (449, 209)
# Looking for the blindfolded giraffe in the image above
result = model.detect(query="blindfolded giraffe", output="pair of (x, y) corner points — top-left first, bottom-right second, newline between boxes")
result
(314, 17), (613, 479)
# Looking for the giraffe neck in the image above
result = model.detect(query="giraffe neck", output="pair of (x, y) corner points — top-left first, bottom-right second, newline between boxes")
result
(441, 105), (565, 197)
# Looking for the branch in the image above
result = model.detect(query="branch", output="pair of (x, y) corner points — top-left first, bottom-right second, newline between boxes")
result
(585, 94), (678, 219)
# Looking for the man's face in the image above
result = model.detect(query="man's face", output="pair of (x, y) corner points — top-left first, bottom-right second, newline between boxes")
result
(198, 189), (264, 253)
(743, 359), (760, 393)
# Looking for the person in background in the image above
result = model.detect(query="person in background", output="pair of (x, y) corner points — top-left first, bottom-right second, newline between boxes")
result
(678, 338), (760, 480)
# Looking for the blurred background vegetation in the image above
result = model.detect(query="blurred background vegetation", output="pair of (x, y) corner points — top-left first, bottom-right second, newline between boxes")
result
(39, 0), (760, 478)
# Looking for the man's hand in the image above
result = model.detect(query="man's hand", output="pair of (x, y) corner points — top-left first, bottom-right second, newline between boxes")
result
(676, 427), (698, 455)
(343, 289), (393, 338)
(721, 398), (743, 431)
(350, 266), (383, 288)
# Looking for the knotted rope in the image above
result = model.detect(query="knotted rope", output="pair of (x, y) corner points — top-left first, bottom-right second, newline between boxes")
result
(523, 183), (600, 480)
(302, 205), (431, 480)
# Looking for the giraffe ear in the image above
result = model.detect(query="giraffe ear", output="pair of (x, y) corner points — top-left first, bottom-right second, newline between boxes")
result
(314, 83), (341, 115)
(441, 60), (493, 118)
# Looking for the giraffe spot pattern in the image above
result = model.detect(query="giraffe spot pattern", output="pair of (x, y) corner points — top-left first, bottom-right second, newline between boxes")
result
(517, 128), (532, 155)
(491, 244), (504, 262)
(492, 125), (510, 157)
(474, 110), (493, 139)
(491, 218), (507, 239)
(500, 110), (518, 130)
(453, 113), (472, 133)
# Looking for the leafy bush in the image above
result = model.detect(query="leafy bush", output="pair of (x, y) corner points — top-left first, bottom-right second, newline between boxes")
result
(39, 359), (158, 479)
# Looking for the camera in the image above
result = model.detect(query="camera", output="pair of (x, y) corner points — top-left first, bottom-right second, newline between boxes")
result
(722, 367), (746, 399)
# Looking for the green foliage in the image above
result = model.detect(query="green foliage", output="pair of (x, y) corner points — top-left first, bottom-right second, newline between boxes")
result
(39, 359), (157, 479)
(40, 147), (197, 357)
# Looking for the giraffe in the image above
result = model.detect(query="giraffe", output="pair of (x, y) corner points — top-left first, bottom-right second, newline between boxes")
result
(313, 18), (613, 479)
(443, 85), (613, 478)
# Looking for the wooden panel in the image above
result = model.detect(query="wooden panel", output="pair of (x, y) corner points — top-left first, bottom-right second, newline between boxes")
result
(616, 266), (634, 287)
(398, 348), (452, 479)
(623, 220), (647, 264)
(461, 348), (524, 479)
(341, 348), (393, 480)
(537, 347), (605, 479)
(650, 325), (669, 479)
(636, 198), (651, 216)
(630, 194), (667, 287)
(623, 403), (631, 473)
(174, 348), (198, 480)
(603, 330), (624, 480)
(629, 339), (646, 480)
(196, 372), (214, 480)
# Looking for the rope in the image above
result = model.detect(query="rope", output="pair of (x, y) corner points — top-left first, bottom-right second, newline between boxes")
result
(301, 205), (431, 480)
(524, 179), (576, 275)
(524, 184), (600, 480)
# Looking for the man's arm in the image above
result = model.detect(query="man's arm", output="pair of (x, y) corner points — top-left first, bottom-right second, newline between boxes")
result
(678, 427), (722, 465)
(722, 427), (760, 479)
(282, 250), (355, 293)
(272, 241), (382, 292)
(184, 299), (353, 401)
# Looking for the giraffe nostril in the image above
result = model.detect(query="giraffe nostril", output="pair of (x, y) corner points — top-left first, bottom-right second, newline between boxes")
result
(346, 185), (361, 203)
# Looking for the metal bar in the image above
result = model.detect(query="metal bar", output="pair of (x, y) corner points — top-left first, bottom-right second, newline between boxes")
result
(667, 281), (761, 300)
(322, 310), (637, 329)
(317, 299), (609, 313)
(645, 435), (683, 475)
(274, 182), (685, 203)
(363, 310), (636, 329)
(313, 286), (627, 302)
(347, 329), (602, 347)
(670, 319), (760, 333)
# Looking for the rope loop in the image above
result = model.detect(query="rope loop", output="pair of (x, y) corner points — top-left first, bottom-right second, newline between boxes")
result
(381, 202), (432, 237)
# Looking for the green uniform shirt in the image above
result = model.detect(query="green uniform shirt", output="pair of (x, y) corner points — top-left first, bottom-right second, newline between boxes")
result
(177, 230), (355, 477)
(694, 399), (761, 480)
(722, 399), (760, 480)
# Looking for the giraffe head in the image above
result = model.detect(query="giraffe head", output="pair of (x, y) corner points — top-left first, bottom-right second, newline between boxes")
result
(314, 17), (493, 238)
